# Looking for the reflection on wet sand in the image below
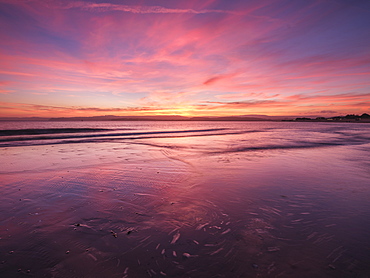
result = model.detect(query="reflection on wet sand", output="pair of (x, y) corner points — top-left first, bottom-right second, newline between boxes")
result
(1, 123), (370, 277)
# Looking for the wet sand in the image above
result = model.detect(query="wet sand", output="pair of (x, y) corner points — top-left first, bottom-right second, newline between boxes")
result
(1, 131), (370, 277)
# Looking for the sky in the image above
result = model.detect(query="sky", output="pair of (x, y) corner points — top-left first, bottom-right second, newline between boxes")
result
(0, 0), (370, 118)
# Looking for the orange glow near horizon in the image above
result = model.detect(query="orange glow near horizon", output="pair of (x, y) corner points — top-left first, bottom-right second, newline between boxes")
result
(0, 0), (369, 118)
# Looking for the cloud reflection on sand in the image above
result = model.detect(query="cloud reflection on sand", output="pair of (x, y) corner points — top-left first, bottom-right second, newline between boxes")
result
(1, 122), (370, 277)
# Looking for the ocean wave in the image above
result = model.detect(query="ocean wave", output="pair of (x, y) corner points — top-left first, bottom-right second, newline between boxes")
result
(211, 142), (344, 153)
(0, 128), (111, 136)
(1, 124), (369, 150)
(0, 128), (230, 147)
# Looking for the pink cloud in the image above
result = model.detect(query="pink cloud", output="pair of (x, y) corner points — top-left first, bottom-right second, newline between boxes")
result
(0, 90), (14, 94)
(216, 92), (280, 100)
(203, 73), (239, 86)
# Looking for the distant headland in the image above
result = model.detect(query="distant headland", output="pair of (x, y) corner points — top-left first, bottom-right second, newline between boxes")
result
(290, 113), (370, 122)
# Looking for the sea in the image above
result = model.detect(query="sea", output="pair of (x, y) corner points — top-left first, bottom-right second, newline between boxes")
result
(1, 121), (370, 277)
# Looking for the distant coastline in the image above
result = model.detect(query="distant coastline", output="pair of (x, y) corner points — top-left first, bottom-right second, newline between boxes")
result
(288, 113), (370, 123)
(0, 113), (369, 122)
(0, 115), (287, 122)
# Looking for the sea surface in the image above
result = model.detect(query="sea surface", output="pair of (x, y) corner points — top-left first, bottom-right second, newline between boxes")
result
(1, 121), (370, 277)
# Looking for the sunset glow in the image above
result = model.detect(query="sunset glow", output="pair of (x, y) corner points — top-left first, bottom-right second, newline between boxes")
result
(1, 0), (370, 117)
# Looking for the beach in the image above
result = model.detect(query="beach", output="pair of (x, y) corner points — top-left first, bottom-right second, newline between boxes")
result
(1, 121), (370, 277)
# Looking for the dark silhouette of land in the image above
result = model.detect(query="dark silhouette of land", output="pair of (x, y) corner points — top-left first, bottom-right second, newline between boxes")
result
(0, 115), (288, 121)
(291, 113), (370, 122)
(0, 113), (369, 122)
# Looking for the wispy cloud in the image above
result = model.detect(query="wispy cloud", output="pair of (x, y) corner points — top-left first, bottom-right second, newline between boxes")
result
(203, 73), (239, 86)
(0, 101), (172, 117)
(20, 0), (239, 15)
(82, 3), (233, 14)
